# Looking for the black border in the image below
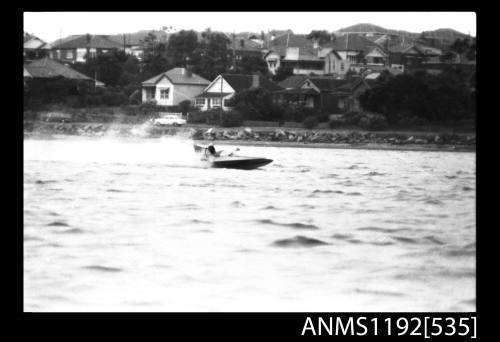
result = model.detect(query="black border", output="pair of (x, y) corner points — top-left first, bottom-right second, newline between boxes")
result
(17, 8), (484, 341)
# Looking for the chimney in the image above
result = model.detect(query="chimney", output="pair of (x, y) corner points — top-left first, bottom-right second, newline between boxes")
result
(240, 39), (245, 48)
(252, 74), (259, 88)
(313, 39), (319, 49)
(185, 67), (192, 77)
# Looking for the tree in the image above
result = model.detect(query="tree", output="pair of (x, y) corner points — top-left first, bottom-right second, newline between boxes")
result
(227, 87), (274, 121)
(359, 70), (474, 123)
(140, 31), (170, 79)
(191, 29), (231, 80)
(72, 50), (129, 87)
(306, 30), (331, 45)
(166, 30), (199, 67)
(272, 65), (294, 82)
(231, 55), (269, 75)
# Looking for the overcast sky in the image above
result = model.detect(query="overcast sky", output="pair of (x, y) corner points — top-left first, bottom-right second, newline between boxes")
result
(24, 12), (476, 43)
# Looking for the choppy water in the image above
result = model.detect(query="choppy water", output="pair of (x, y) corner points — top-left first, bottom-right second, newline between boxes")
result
(24, 135), (475, 312)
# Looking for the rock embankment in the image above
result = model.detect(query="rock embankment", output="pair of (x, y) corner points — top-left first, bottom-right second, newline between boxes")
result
(193, 127), (475, 148)
(24, 122), (475, 150)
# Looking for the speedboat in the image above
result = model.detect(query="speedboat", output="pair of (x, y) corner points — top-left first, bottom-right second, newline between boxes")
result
(193, 143), (273, 170)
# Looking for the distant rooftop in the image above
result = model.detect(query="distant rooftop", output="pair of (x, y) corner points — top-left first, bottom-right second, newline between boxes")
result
(24, 57), (94, 81)
(142, 68), (210, 86)
(52, 34), (124, 49)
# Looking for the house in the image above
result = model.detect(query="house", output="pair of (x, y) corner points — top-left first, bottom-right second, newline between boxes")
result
(275, 75), (349, 111)
(263, 34), (318, 75)
(226, 33), (264, 62)
(141, 68), (210, 106)
(108, 34), (146, 61)
(194, 74), (282, 111)
(24, 57), (96, 83)
(275, 74), (376, 113)
(263, 34), (349, 76)
(24, 36), (52, 62)
(24, 57), (101, 96)
(330, 33), (389, 71)
(321, 48), (349, 75)
(332, 77), (374, 112)
(388, 43), (443, 71)
(50, 34), (124, 63)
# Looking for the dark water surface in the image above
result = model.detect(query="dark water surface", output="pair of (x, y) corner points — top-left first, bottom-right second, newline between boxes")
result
(24, 135), (475, 311)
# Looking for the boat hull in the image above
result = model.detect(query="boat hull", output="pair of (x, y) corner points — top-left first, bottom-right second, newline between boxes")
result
(210, 157), (273, 170)
(194, 144), (272, 170)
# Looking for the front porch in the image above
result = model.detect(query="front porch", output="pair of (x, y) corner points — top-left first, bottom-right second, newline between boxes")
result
(194, 92), (233, 111)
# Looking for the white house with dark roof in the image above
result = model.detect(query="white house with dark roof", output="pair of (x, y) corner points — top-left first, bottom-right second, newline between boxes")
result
(141, 68), (210, 106)
(194, 74), (282, 111)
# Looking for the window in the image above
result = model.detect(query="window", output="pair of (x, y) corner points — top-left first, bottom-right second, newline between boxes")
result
(340, 62), (345, 72)
(223, 99), (231, 107)
(212, 98), (221, 107)
(65, 50), (74, 59)
(160, 88), (170, 99)
(195, 98), (205, 106)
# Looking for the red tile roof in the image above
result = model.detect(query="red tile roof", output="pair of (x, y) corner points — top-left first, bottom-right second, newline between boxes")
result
(330, 34), (385, 54)
(53, 35), (123, 49)
(221, 74), (283, 92)
(24, 57), (93, 81)
(278, 75), (308, 89)
(142, 68), (210, 86)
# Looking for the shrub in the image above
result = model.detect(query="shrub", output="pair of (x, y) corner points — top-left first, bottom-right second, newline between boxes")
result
(342, 111), (363, 125)
(179, 100), (191, 115)
(128, 90), (142, 105)
(220, 110), (243, 127)
(282, 105), (319, 123)
(358, 113), (389, 131)
(102, 90), (128, 106)
(187, 110), (221, 124)
(397, 115), (428, 127)
(316, 112), (330, 123)
(302, 116), (319, 129)
(328, 118), (343, 129)
(64, 95), (80, 108)
(137, 101), (159, 116)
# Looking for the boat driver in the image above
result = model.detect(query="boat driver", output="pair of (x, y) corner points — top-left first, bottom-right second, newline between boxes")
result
(206, 144), (217, 156)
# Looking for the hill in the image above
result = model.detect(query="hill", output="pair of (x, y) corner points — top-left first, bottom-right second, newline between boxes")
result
(336, 23), (418, 38)
(336, 23), (470, 40)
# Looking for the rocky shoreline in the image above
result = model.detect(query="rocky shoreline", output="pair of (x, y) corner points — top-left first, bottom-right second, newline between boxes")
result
(24, 121), (476, 152)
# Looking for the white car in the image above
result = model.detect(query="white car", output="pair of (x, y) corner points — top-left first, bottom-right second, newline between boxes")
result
(153, 114), (187, 126)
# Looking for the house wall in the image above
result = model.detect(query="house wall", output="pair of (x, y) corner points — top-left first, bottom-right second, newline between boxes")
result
(51, 48), (97, 63)
(324, 52), (350, 75)
(56, 48), (77, 62)
(76, 48), (87, 62)
(365, 48), (387, 65)
(153, 77), (174, 106)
